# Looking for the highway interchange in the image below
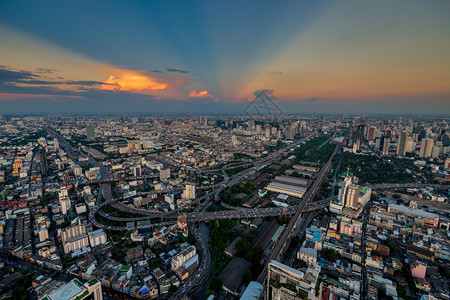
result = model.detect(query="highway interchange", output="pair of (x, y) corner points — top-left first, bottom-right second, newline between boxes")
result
(47, 127), (449, 299)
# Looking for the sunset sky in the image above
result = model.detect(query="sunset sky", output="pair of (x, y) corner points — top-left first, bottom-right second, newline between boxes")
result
(1, 0), (450, 114)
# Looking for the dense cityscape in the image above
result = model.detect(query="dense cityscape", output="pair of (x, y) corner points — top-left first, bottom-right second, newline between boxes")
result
(2, 1), (450, 299)
(0, 112), (448, 300)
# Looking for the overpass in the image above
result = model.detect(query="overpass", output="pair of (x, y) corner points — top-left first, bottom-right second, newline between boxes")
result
(256, 129), (349, 284)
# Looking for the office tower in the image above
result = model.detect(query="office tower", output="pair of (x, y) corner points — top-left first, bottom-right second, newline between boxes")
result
(412, 132), (419, 142)
(368, 126), (376, 141)
(396, 132), (408, 156)
(39, 146), (49, 175)
(419, 138), (434, 158)
(287, 126), (295, 140)
(86, 125), (95, 140)
(58, 186), (71, 215)
(204, 116), (208, 126)
(345, 185), (360, 209)
(338, 175), (353, 205)
(352, 123), (365, 151)
(256, 124), (262, 132)
(382, 137), (390, 156)
(406, 137), (414, 153)
(432, 141), (442, 159)
(182, 184), (196, 200)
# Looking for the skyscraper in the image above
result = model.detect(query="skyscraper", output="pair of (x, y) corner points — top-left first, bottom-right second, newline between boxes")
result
(368, 126), (376, 142)
(182, 184), (196, 200)
(352, 122), (365, 151)
(345, 185), (360, 209)
(419, 138), (434, 158)
(86, 125), (95, 140)
(396, 132), (408, 156)
(382, 137), (390, 156)
(58, 186), (71, 215)
(39, 146), (49, 175)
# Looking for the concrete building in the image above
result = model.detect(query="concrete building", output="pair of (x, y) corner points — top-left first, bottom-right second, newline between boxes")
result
(171, 245), (196, 270)
(267, 261), (321, 300)
(61, 225), (89, 254)
(419, 138), (434, 158)
(182, 184), (196, 200)
(58, 186), (71, 215)
(297, 241), (318, 266)
(88, 229), (107, 247)
(382, 137), (390, 156)
(38, 227), (49, 242)
(396, 132), (408, 156)
(39, 278), (102, 300)
(160, 168), (170, 180)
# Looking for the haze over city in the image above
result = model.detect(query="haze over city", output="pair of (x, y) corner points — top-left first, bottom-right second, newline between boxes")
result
(1, 0), (450, 114)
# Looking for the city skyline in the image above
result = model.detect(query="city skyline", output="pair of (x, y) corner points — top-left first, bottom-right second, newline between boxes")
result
(1, 0), (450, 114)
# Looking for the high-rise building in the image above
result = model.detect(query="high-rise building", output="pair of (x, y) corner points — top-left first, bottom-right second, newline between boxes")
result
(345, 185), (360, 209)
(368, 126), (376, 141)
(39, 146), (49, 175)
(133, 165), (142, 177)
(375, 138), (381, 150)
(352, 123), (365, 151)
(182, 184), (196, 200)
(419, 138), (434, 158)
(396, 132), (408, 156)
(266, 127), (271, 138)
(287, 126), (296, 140)
(58, 186), (71, 215)
(86, 125), (95, 140)
(432, 142), (442, 159)
(382, 137), (390, 156)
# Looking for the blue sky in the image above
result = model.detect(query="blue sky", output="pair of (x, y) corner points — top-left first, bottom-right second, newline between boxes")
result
(1, 0), (449, 114)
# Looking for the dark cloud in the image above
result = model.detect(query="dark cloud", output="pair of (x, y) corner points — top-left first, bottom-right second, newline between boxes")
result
(19, 79), (105, 86)
(0, 67), (38, 82)
(35, 68), (58, 74)
(270, 71), (283, 75)
(166, 68), (189, 74)
(152, 70), (165, 73)
(0, 66), (106, 95)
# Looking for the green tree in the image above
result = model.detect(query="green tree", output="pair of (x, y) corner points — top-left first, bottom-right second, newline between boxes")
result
(210, 278), (223, 294)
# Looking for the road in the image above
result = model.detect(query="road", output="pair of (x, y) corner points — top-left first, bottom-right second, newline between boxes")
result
(257, 130), (348, 284)
(46, 130), (325, 298)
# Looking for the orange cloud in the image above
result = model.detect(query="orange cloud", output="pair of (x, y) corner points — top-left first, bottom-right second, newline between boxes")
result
(189, 90), (209, 97)
(188, 89), (218, 101)
(101, 73), (168, 92)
